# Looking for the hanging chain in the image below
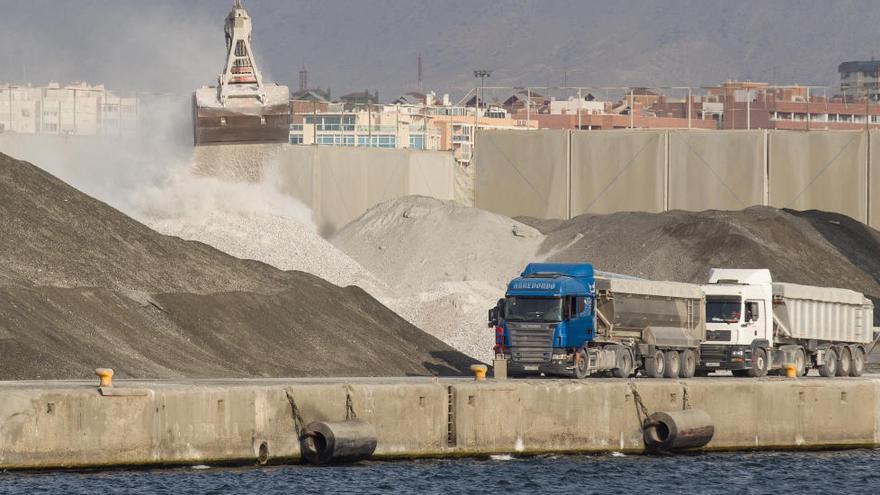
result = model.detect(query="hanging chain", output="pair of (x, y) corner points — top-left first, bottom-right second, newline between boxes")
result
(628, 383), (653, 428)
(345, 388), (358, 420)
(285, 389), (307, 439)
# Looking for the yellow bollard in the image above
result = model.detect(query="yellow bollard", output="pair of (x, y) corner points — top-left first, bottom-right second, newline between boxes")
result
(784, 364), (797, 378)
(470, 364), (488, 381)
(95, 368), (114, 387)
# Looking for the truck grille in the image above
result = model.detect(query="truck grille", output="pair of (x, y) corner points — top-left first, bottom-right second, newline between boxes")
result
(507, 322), (555, 363)
(700, 344), (728, 362)
(706, 330), (731, 342)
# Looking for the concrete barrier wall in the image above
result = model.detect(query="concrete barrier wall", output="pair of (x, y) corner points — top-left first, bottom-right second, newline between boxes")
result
(474, 129), (876, 226)
(474, 129), (570, 219)
(668, 131), (766, 211)
(769, 131), (868, 223)
(870, 131), (880, 229)
(2, 378), (879, 469)
(275, 146), (456, 235)
(570, 131), (665, 215)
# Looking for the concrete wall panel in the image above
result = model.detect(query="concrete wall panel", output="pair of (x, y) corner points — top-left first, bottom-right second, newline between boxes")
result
(870, 131), (880, 229)
(669, 131), (766, 211)
(276, 146), (455, 235)
(474, 129), (569, 219)
(769, 131), (868, 222)
(570, 130), (665, 215)
(408, 150), (456, 200)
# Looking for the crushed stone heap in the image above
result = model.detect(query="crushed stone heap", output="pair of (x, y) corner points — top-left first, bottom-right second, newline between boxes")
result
(0, 152), (478, 380)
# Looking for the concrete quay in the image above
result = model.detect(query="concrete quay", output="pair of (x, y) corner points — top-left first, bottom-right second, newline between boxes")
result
(1, 376), (878, 469)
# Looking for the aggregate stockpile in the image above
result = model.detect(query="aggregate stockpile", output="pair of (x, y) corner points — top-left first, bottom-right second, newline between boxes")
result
(331, 196), (544, 362)
(0, 152), (477, 379)
(701, 269), (875, 377)
(523, 207), (880, 324)
(490, 263), (706, 378)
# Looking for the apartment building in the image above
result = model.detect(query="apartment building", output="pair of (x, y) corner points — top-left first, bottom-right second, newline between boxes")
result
(0, 82), (139, 136)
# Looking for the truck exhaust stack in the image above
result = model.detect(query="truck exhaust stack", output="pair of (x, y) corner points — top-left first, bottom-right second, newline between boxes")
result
(192, 0), (290, 146)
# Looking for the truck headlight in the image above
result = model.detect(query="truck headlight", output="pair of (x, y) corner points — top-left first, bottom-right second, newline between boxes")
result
(552, 353), (569, 361)
(731, 350), (744, 357)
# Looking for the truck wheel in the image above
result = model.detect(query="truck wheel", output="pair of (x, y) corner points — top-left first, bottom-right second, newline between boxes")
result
(611, 349), (634, 378)
(836, 346), (852, 377)
(574, 348), (589, 379)
(818, 348), (838, 377)
(644, 350), (665, 378)
(663, 351), (680, 378)
(850, 347), (866, 377)
(794, 348), (807, 377)
(747, 348), (768, 377)
(679, 350), (696, 378)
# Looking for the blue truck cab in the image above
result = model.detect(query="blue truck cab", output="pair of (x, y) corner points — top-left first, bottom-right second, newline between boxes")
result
(489, 263), (596, 376)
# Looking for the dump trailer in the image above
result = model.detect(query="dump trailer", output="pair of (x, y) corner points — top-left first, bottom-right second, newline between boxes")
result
(489, 263), (705, 378)
(192, 0), (290, 146)
(700, 268), (876, 377)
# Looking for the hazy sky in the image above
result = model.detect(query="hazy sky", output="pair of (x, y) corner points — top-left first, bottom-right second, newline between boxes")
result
(3, 0), (880, 100)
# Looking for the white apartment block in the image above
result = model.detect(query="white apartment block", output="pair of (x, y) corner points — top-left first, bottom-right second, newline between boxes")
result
(0, 82), (139, 136)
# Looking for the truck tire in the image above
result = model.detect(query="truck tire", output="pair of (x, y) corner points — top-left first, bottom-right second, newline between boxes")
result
(679, 350), (696, 378)
(611, 349), (634, 378)
(574, 348), (589, 379)
(747, 348), (768, 377)
(794, 348), (807, 377)
(818, 348), (838, 377)
(663, 351), (681, 378)
(835, 346), (852, 377)
(644, 350), (665, 378)
(850, 347), (866, 377)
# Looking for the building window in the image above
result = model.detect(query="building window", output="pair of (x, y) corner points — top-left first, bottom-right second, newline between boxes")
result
(355, 135), (395, 148)
(289, 134), (303, 144)
(409, 134), (425, 150)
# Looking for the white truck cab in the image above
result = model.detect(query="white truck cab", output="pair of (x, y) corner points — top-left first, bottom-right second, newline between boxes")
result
(699, 268), (874, 377)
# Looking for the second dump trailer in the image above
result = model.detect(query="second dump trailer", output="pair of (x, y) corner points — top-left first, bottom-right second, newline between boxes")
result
(700, 268), (875, 377)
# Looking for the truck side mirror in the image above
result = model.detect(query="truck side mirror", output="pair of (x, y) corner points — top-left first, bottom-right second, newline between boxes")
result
(488, 308), (497, 327)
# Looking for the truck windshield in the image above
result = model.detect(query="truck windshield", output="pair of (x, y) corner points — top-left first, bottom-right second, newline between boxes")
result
(706, 296), (742, 323)
(505, 297), (562, 322)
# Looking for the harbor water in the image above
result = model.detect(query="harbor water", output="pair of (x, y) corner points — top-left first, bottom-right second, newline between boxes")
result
(3, 449), (878, 494)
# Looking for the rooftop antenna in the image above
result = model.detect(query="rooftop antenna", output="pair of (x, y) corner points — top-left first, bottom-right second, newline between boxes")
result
(299, 66), (308, 92)
(417, 53), (423, 92)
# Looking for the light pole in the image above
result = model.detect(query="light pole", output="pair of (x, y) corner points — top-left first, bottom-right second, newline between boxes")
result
(473, 70), (492, 110)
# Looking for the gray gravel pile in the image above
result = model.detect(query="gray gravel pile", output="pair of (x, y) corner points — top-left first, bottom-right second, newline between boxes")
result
(0, 152), (479, 380)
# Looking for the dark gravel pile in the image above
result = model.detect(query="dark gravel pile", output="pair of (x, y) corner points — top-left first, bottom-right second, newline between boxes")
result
(519, 206), (880, 325)
(0, 152), (478, 379)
